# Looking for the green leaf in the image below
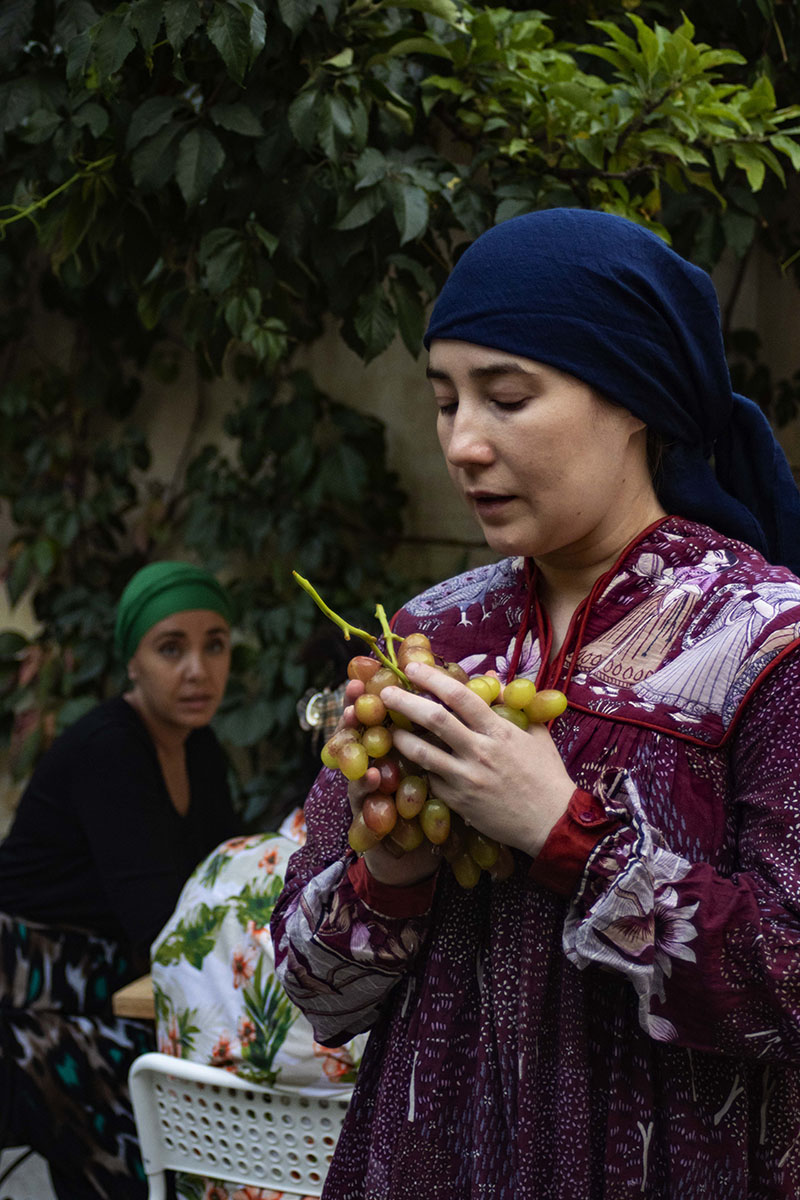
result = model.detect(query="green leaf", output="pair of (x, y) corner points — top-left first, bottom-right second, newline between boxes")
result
(197, 228), (246, 292)
(392, 0), (459, 22)
(128, 0), (165, 48)
(215, 697), (274, 745)
(72, 101), (109, 138)
(17, 110), (63, 145)
(164, 0), (202, 53)
(0, 631), (27, 658)
(354, 285), (396, 361)
(354, 148), (388, 190)
(209, 102), (263, 136)
(91, 13), (137, 80)
(126, 97), (181, 152)
(208, 2), (252, 84)
(732, 145), (766, 191)
(276, 0), (318, 35)
(130, 123), (182, 190)
(770, 134), (800, 172)
(287, 88), (323, 151)
(175, 127), (226, 206)
(387, 181), (429, 244)
(335, 188), (383, 231)
(390, 276), (425, 357)
(56, 695), (98, 732)
(0, 0), (35, 71)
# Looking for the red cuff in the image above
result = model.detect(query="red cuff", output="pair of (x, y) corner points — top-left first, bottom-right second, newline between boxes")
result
(347, 856), (438, 918)
(527, 788), (621, 897)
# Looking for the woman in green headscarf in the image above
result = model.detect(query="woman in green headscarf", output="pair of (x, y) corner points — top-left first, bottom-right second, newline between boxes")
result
(0, 562), (240, 1200)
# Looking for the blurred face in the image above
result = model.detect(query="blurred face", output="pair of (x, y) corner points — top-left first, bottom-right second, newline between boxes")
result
(127, 610), (231, 738)
(428, 340), (656, 565)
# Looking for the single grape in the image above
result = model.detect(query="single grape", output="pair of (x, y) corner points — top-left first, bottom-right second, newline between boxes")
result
(441, 819), (468, 863)
(366, 667), (400, 696)
(373, 753), (403, 794)
(320, 741), (339, 768)
(322, 727), (359, 765)
(420, 797), (451, 845)
(395, 773), (428, 818)
(398, 646), (436, 669)
(491, 703), (530, 730)
(467, 677), (495, 704)
(502, 677), (536, 710)
(524, 689), (568, 724)
(362, 793), (398, 837)
(488, 843), (515, 881)
(387, 815), (424, 853)
(361, 725), (393, 759)
(399, 632), (432, 652)
(347, 655), (381, 683)
(348, 812), (382, 853)
(337, 741), (370, 781)
(388, 709), (413, 731)
(466, 829), (499, 869)
(354, 693), (388, 726)
(441, 661), (469, 684)
(451, 851), (482, 889)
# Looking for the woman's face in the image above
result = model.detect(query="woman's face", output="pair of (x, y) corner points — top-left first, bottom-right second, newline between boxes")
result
(428, 339), (657, 564)
(127, 610), (231, 737)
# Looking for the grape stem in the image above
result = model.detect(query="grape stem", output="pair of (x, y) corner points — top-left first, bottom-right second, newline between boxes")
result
(293, 571), (411, 688)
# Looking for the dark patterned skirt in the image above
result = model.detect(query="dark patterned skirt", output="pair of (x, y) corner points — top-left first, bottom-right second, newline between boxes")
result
(0, 912), (154, 1199)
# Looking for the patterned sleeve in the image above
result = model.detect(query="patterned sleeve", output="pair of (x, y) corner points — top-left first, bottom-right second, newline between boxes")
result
(562, 651), (800, 1064)
(271, 767), (436, 1046)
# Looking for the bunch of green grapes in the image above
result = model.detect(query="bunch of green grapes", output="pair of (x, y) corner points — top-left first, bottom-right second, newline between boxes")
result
(320, 631), (568, 889)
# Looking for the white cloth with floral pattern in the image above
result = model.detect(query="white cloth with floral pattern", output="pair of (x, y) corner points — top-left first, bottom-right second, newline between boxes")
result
(150, 811), (364, 1200)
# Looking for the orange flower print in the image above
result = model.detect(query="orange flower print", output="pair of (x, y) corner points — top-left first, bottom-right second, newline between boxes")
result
(231, 1188), (285, 1199)
(210, 1034), (234, 1067)
(238, 1016), (257, 1046)
(258, 847), (280, 874)
(204, 1185), (229, 1200)
(313, 1041), (353, 1083)
(159, 1019), (182, 1057)
(288, 809), (307, 845)
(231, 946), (256, 988)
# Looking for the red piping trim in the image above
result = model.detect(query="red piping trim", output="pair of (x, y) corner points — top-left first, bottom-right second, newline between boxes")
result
(565, 632), (800, 749)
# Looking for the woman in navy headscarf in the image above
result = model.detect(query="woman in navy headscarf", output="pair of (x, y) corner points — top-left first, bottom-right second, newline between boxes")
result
(273, 209), (800, 1199)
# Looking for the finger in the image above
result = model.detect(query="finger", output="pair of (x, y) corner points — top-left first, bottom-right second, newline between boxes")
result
(405, 661), (499, 728)
(347, 766), (381, 816)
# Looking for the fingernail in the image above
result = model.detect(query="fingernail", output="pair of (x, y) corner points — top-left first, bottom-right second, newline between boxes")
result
(405, 661), (421, 678)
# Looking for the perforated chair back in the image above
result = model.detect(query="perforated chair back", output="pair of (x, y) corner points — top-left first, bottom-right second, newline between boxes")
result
(129, 1051), (351, 1200)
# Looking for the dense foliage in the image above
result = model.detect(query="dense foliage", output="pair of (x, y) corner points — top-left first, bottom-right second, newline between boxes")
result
(2, 0), (800, 824)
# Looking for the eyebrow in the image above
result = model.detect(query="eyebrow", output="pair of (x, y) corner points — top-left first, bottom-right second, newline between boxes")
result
(426, 362), (539, 382)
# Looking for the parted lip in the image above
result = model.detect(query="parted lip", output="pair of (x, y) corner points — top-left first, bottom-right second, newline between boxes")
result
(467, 489), (514, 501)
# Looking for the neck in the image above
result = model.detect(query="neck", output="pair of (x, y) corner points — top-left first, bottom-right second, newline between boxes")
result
(124, 692), (189, 757)
(534, 500), (666, 634)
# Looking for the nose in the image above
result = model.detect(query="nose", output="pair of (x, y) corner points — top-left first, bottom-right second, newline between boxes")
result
(183, 649), (209, 681)
(442, 403), (494, 469)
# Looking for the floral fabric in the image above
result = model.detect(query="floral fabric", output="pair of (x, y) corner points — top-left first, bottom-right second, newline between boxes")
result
(152, 816), (364, 1200)
(272, 516), (800, 1199)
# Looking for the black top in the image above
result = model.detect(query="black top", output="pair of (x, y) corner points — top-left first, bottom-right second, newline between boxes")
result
(0, 697), (239, 955)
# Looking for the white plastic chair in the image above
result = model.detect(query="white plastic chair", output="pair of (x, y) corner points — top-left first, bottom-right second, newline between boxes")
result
(128, 1052), (351, 1200)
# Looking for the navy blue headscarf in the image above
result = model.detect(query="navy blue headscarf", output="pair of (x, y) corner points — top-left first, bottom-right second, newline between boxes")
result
(424, 208), (800, 575)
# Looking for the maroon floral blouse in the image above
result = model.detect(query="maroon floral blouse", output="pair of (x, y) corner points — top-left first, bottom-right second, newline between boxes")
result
(271, 516), (800, 1199)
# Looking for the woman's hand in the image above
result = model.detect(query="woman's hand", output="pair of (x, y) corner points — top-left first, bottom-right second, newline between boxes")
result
(342, 678), (441, 887)
(381, 661), (575, 858)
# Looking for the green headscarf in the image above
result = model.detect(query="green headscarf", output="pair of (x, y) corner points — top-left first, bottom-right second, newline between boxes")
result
(114, 561), (234, 662)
